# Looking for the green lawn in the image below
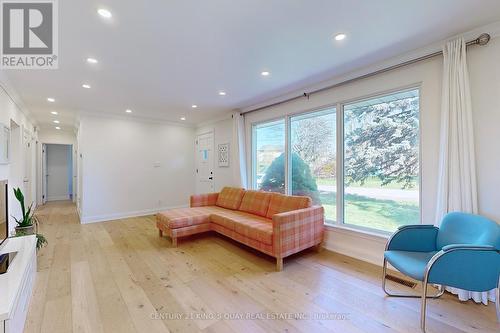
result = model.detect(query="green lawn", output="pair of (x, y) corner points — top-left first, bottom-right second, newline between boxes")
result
(316, 177), (419, 190)
(319, 191), (419, 233)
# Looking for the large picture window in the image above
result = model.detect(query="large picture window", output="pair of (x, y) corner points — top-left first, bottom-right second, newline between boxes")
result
(343, 89), (420, 232)
(251, 88), (420, 233)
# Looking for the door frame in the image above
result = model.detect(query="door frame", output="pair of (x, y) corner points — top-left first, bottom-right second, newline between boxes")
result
(41, 143), (74, 202)
(41, 143), (47, 204)
(195, 131), (215, 194)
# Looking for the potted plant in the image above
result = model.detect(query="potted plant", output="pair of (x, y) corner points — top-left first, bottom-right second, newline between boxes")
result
(12, 187), (48, 250)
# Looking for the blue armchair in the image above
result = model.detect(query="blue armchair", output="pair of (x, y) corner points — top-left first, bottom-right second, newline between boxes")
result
(383, 212), (500, 332)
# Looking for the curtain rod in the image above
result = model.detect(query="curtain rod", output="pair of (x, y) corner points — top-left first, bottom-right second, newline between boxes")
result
(242, 33), (491, 115)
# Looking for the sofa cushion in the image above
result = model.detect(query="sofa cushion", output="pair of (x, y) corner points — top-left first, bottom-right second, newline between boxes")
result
(215, 187), (246, 210)
(157, 206), (227, 229)
(233, 215), (273, 245)
(266, 193), (312, 219)
(238, 190), (273, 217)
(210, 211), (236, 230)
(210, 210), (273, 245)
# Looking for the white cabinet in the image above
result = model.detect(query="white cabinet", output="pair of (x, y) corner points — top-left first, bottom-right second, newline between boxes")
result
(0, 236), (37, 333)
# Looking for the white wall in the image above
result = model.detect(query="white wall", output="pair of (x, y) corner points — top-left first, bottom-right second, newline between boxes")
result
(0, 78), (37, 237)
(79, 115), (196, 223)
(196, 116), (235, 192)
(38, 128), (76, 146)
(243, 35), (500, 265)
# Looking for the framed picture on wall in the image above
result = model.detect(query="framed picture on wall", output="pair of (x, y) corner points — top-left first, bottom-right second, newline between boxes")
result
(218, 143), (229, 167)
(0, 124), (9, 164)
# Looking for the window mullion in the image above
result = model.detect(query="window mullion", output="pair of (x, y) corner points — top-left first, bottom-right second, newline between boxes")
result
(285, 115), (291, 195)
(336, 102), (344, 225)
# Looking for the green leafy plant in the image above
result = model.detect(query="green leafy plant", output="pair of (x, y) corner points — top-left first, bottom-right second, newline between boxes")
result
(36, 233), (48, 250)
(14, 229), (48, 250)
(12, 187), (39, 227)
(11, 187), (47, 250)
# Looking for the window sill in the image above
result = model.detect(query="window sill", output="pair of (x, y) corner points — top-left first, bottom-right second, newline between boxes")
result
(324, 223), (390, 241)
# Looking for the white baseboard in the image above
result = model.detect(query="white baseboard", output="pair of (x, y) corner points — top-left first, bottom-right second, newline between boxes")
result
(47, 195), (70, 201)
(323, 225), (388, 266)
(80, 204), (189, 224)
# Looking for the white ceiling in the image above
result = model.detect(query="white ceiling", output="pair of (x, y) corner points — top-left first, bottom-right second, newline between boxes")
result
(5, 0), (500, 129)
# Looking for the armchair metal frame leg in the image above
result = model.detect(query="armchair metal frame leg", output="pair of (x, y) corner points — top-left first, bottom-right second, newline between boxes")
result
(382, 258), (445, 298)
(496, 275), (500, 323)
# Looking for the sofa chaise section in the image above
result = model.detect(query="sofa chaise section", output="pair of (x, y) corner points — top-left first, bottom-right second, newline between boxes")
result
(156, 187), (324, 270)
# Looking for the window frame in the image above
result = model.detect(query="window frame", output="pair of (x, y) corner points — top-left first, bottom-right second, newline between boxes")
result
(250, 84), (422, 235)
(251, 117), (287, 192)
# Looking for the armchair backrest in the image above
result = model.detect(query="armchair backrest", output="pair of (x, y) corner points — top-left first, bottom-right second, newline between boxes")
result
(436, 212), (500, 250)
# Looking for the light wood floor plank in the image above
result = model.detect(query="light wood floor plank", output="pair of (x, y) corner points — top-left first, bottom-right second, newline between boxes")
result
(24, 201), (499, 333)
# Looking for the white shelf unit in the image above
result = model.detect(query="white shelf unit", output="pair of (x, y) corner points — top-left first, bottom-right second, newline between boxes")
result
(0, 236), (37, 333)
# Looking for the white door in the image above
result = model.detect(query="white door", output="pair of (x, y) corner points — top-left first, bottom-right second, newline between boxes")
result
(196, 132), (214, 193)
(42, 144), (47, 204)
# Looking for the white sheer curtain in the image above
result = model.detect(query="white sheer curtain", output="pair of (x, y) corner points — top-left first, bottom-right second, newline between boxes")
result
(232, 111), (247, 188)
(435, 37), (495, 304)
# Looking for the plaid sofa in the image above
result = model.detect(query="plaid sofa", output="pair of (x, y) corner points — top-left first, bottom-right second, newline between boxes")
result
(156, 187), (324, 271)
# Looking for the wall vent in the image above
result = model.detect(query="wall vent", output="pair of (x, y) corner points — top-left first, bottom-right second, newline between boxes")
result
(386, 274), (417, 288)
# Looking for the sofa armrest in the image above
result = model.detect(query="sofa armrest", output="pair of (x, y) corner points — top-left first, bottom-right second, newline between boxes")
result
(386, 224), (438, 252)
(272, 205), (324, 258)
(190, 193), (219, 207)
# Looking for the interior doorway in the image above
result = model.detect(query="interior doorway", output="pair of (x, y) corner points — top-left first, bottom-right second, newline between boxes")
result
(42, 144), (73, 202)
(196, 131), (214, 193)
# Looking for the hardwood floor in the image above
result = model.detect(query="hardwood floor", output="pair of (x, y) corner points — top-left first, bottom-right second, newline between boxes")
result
(24, 201), (499, 333)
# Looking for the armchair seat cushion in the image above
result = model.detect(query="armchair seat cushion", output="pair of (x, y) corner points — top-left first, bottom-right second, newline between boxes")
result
(384, 250), (438, 281)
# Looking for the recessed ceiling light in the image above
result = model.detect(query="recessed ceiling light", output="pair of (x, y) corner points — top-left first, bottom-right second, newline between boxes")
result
(125, 109), (132, 113)
(191, 104), (198, 108)
(97, 8), (112, 18)
(334, 33), (346, 41)
(180, 117), (186, 121)
(55, 126), (61, 130)
(53, 120), (60, 124)
(50, 111), (58, 115)
(86, 57), (98, 64)
(218, 91), (226, 96)
(261, 71), (270, 76)
(82, 84), (91, 89)
(47, 97), (55, 102)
